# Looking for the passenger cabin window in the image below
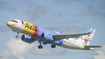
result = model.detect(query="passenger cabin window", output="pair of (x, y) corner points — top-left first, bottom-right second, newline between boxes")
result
(11, 20), (18, 23)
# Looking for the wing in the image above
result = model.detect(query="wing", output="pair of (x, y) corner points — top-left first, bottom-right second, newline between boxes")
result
(52, 33), (90, 41)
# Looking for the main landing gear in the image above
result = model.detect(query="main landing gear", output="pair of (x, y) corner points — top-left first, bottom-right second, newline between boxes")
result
(38, 41), (43, 49)
(51, 44), (56, 48)
(38, 41), (56, 49)
(38, 44), (56, 49)
(38, 45), (43, 49)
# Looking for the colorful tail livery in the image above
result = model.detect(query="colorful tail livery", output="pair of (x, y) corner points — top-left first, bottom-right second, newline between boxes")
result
(6, 19), (101, 50)
(81, 28), (95, 45)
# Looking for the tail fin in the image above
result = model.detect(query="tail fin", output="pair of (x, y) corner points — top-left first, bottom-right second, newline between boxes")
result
(81, 28), (96, 45)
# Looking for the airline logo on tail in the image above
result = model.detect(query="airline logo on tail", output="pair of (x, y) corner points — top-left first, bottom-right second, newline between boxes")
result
(83, 28), (95, 45)
(84, 35), (91, 45)
(85, 35), (90, 40)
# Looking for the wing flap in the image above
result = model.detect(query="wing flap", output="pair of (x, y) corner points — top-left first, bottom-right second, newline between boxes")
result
(53, 33), (90, 41)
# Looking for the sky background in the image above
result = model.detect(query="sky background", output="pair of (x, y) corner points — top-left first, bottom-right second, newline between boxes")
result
(0, 0), (105, 59)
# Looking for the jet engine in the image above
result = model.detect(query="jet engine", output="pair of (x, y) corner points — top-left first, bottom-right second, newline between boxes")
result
(21, 35), (35, 43)
(40, 33), (53, 42)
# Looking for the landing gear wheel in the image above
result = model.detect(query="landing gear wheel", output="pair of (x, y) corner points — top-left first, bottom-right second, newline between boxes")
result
(38, 45), (43, 49)
(15, 35), (18, 38)
(51, 44), (56, 48)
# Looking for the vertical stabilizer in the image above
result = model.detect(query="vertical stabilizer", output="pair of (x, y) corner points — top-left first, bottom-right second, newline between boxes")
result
(81, 28), (96, 45)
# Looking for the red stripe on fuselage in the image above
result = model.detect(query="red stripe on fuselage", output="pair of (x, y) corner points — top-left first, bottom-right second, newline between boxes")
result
(32, 24), (39, 37)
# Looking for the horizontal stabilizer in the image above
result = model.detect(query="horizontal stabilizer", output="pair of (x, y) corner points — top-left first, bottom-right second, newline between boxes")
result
(85, 45), (102, 48)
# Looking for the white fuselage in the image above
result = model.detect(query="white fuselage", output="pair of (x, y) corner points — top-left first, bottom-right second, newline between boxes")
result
(61, 38), (84, 50)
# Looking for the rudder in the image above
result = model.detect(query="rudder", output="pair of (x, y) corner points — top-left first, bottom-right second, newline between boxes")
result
(81, 28), (96, 45)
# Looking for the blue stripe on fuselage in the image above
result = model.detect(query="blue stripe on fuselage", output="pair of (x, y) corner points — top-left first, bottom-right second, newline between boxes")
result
(54, 39), (64, 46)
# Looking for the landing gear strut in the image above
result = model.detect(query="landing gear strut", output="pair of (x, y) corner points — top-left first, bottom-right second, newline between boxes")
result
(15, 32), (19, 38)
(38, 41), (43, 49)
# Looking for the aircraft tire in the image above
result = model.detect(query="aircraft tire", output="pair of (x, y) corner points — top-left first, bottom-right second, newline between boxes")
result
(51, 44), (56, 48)
(15, 35), (18, 38)
(38, 45), (43, 49)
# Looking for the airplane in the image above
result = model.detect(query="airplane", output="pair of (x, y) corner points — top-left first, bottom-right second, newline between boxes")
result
(6, 19), (101, 50)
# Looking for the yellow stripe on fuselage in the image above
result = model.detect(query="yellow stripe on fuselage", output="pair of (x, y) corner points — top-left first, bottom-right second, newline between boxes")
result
(22, 21), (35, 36)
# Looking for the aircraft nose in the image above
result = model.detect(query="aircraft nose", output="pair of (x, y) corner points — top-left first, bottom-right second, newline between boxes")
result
(6, 22), (15, 26)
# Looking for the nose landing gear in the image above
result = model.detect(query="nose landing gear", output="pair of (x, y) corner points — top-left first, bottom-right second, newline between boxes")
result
(15, 32), (19, 38)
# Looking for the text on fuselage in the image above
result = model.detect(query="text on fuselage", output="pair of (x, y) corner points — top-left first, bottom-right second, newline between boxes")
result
(25, 23), (35, 31)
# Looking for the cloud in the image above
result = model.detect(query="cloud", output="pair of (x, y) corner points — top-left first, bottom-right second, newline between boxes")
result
(57, 0), (80, 3)
(0, 0), (46, 20)
(90, 45), (105, 59)
(25, 6), (46, 20)
(57, 12), (63, 18)
(0, 1), (17, 12)
(0, 38), (67, 59)
(98, 6), (105, 10)
(59, 25), (80, 33)
(87, 6), (96, 15)
(81, 6), (105, 17)
(81, 6), (96, 16)
(0, 25), (11, 32)
(22, 0), (46, 20)
(46, 25), (87, 34)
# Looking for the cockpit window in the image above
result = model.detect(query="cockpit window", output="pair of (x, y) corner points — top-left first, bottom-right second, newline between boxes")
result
(11, 20), (18, 23)
(20, 20), (24, 25)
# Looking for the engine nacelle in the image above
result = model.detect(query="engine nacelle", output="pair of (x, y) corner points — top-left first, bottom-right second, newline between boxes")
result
(40, 33), (53, 42)
(21, 35), (34, 43)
